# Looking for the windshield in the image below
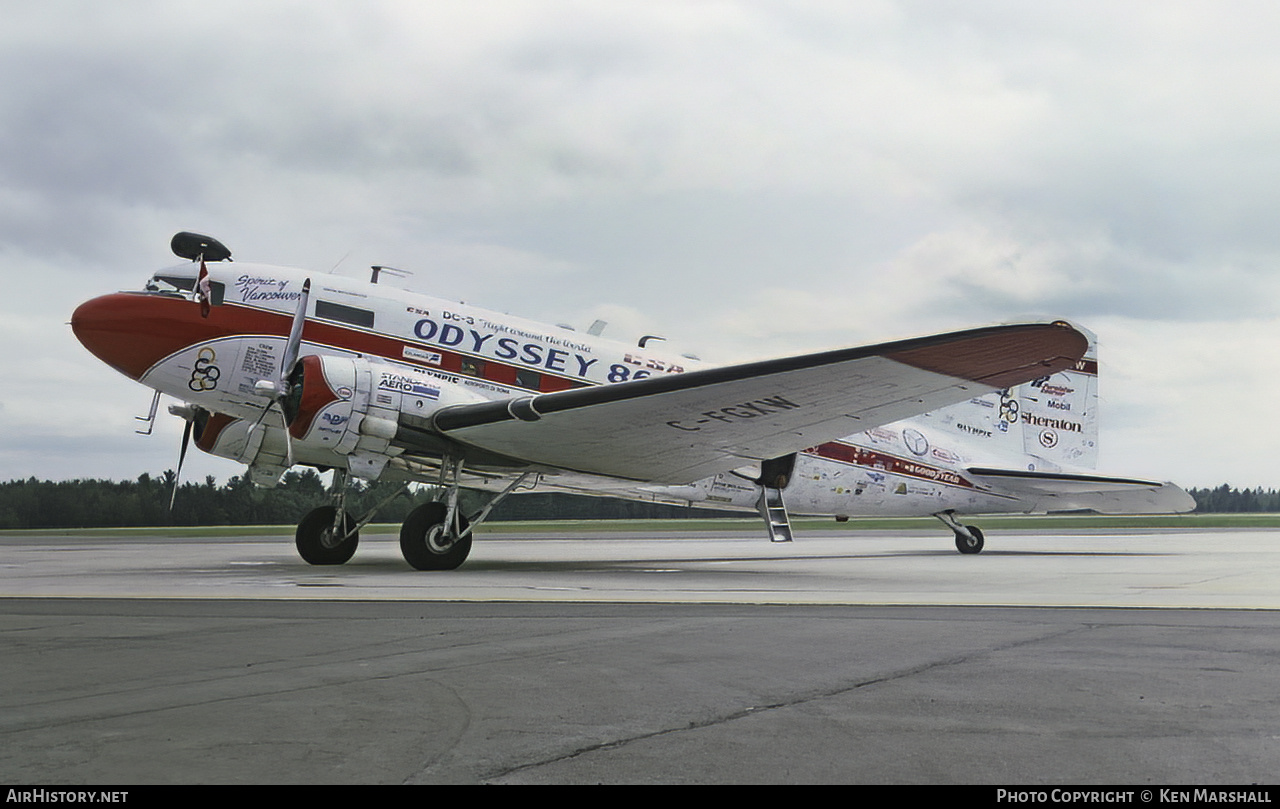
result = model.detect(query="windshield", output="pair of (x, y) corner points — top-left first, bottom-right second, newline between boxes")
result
(143, 273), (224, 305)
(145, 273), (194, 294)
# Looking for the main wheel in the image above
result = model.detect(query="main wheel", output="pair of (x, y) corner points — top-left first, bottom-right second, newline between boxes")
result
(296, 506), (359, 565)
(400, 502), (472, 571)
(955, 525), (985, 555)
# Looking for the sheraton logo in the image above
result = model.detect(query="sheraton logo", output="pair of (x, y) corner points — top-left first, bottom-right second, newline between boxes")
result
(1022, 413), (1082, 433)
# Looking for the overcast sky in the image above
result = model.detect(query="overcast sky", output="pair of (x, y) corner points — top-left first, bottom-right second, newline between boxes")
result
(5, 1), (1279, 490)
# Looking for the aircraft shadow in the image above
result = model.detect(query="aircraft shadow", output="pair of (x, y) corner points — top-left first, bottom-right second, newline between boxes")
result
(326, 547), (1168, 574)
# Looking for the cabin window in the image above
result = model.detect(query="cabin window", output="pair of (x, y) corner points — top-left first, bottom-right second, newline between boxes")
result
(315, 300), (375, 329)
(460, 358), (485, 377)
(515, 369), (541, 390)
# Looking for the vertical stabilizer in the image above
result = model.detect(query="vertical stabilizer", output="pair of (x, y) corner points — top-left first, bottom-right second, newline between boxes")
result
(913, 325), (1099, 471)
(1017, 326), (1099, 469)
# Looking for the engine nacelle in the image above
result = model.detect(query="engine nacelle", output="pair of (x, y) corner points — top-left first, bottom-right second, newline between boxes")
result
(190, 410), (298, 485)
(284, 354), (488, 462)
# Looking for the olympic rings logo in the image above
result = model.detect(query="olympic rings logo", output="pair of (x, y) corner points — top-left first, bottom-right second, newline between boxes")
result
(188, 347), (221, 392)
(998, 393), (1019, 424)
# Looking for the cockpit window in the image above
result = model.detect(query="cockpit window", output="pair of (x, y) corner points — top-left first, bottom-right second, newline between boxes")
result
(146, 274), (192, 294)
(145, 274), (224, 305)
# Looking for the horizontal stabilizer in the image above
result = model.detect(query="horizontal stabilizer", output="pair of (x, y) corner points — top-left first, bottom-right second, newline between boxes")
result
(967, 468), (1196, 514)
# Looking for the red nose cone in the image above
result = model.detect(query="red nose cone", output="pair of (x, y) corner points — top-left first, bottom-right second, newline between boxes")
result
(72, 293), (200, 380)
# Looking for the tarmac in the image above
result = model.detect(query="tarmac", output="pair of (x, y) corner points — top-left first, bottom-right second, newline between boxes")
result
(1, 526), (1278, 784)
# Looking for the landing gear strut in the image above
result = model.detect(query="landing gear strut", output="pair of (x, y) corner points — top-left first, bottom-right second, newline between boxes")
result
(291, 460), (534, 570)
(935, 510), (985, 555)
(294, 469), (407, 567)
(399, 457), (534, 571)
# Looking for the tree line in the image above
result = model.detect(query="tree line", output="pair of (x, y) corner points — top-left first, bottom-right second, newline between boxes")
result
(1185, 484), (1280, 514)
(0, 474), (1272, 530)
(0, 471), (737, 530)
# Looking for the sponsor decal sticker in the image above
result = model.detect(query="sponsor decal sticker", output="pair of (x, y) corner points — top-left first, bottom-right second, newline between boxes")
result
(403, 345), (443, 366)
(378, 372), (441, 400)
(1022, 413), (1082, 433)
(188, 347), (220, 392)
(1039, 384), (1075, 397)
(903, 428), (929, 456)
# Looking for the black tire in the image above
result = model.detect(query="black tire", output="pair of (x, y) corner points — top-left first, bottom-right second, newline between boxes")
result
(400, 502), (472, 571)
(296, 506), (359, 565)
(955, 525), (985, 555)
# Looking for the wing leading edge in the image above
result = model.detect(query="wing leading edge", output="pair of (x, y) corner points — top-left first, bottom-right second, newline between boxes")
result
(426, 321), (1090, 484)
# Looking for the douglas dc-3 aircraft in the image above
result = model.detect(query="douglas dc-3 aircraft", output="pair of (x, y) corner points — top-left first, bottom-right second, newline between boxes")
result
(71, 232), (1193, 570)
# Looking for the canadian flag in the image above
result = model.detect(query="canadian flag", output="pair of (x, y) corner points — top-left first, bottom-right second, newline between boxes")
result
(196, 258), (212, 318)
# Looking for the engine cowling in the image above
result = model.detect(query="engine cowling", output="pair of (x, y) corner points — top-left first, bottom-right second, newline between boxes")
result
(284, 354), (488, 460)
(190, 411), (296, 485)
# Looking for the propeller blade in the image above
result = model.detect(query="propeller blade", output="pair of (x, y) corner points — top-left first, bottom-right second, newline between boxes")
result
(242, 278), (310, 472)
(169, 417), (193, 511)
(245, 402), (272, 442)
(280, 278), (310, 389)
(278, 407), (294, 468)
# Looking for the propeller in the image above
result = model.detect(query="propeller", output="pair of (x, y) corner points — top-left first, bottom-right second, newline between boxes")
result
(167, 278), (311, 508)
(166, 403), (206, 511)
(172, 418), (193, 511)
(247, 277), (311, 467)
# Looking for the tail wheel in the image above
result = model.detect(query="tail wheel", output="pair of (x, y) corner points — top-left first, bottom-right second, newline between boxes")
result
(955, 525), (985, 555)
(400, 502), (472, 571)
(296, 506), (359, 565)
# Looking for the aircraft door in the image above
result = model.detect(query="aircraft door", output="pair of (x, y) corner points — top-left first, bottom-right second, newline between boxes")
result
(759, 453), (797, 489)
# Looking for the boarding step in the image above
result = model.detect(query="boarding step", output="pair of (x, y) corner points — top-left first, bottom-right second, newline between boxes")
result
(756, 485), (794, 543)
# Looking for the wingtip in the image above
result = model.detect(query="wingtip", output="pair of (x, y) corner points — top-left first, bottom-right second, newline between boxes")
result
(885, 321), (1090, 389)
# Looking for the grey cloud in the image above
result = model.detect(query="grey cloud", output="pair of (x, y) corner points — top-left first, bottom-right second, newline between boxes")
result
(7, 2), (1280, 487)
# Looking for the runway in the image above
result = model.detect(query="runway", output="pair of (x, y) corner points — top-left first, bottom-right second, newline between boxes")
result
(2, 526), (1278, 784)
(1, 526), (1278, 607)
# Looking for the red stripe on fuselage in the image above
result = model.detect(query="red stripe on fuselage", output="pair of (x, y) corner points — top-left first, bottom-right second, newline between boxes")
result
(805, 441), (975, 489)
(71, 292), (590, 393)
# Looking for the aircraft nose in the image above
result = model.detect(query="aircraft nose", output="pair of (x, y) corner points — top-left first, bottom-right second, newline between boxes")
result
(72, 293), (172, 381)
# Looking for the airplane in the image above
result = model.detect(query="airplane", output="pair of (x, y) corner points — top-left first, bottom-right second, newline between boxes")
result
(70, 232), (1194, 569)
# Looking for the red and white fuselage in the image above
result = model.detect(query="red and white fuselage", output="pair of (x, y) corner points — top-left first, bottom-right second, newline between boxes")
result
(73, 256), (1192, 526)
